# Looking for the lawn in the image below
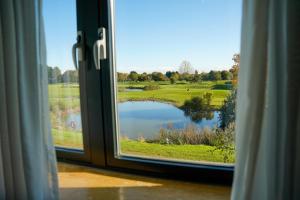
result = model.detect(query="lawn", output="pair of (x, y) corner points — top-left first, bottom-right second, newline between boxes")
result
(51, 129), (234, 164)
(51, 128), (83, 149)
(48, 80), (231, 110)
(118, 80), (230, 108)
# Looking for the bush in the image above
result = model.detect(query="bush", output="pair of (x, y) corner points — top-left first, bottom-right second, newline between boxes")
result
(211, 123), (235, 163)
(143, 85), (160, 90)
(149, 124), (218, 146)
(219, 89), (236, 128)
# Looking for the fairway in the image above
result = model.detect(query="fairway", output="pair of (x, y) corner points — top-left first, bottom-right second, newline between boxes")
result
(118, 80), (230, 108)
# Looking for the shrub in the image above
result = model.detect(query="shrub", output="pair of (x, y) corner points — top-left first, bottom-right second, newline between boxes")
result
(143, 85), (160, 90)
(170, 77), (176, 84)
(211, 123), (235, 163)
(219, 89), (237, 128)
(149, 124), (218, 146)
(58, 101), (67, 111)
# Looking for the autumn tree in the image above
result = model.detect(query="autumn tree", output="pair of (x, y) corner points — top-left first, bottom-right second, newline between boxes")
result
(230, 53), (240, 85)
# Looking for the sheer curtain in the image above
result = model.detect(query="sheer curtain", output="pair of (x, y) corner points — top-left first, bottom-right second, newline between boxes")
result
(232, 0), (300, 199)
(0, 0), (58, 199)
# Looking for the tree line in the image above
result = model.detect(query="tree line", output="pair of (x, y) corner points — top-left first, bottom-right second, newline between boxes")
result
(118, 54), (239, 83)
(48, 54), (240, 84)
(47, 66), (79, 84)
(118, 68), (237, 83)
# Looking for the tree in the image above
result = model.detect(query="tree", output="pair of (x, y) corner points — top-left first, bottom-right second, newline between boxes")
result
(117, 72), (128, 82)
(200, 72), (210, 81)
(219, 89), (237, 128)
(48, 66), (62, 83)
(151, 72), (166, 81)
(165, 71), (172, 79)
(230, 53), (240, 85)
(208, 70), (222, 81)
(138, 72), (151, 81)
(170, 77), (176, 84)
(62, 70), (78, 83)
(179, 60), (194, 74)
(128, 71), (139, 81)
(203, 93), (213, 106)
(191, 70), (202, 82)
(221, 70), (233, 80)
(179, 73), (193, 81)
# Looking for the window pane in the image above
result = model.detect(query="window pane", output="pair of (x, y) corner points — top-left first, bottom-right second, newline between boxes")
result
(115, 0), (241, 164)
(44, 0), (83, 149)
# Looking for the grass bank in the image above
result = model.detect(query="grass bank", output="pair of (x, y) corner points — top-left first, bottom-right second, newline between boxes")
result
(51, 129), (234, 163)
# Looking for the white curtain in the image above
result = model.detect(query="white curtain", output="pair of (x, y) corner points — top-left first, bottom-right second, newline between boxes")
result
(0, 0), (58, 199)
(232, 0), (300, 199)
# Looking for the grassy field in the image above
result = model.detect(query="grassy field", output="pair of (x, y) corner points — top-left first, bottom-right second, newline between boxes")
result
(118, 80), (231, 108)
(121, 140), (234, 163)
(51, 129), (234, 163)
(51, 129), (83, 149)
(49, 80), (233, 163)
(48, 80), (231, 110)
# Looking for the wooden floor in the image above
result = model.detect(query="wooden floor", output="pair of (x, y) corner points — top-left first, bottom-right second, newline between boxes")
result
(58, 162), (231, 200)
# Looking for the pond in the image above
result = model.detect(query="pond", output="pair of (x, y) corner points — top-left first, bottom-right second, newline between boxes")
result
(66, 101), (220, 139)
(124, 88), (143, 92)
(119, 101), (220, 139)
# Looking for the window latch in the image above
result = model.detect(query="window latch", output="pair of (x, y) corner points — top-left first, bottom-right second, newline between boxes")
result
(93, 27), (107, 70)
(72, 31), (85, 70)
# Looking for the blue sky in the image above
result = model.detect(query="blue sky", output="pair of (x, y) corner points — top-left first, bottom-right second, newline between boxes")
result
(44, 0), (242, 73)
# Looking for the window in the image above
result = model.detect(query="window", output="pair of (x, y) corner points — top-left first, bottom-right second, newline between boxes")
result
(44, 0), (241, 182)
(44, 0), (84, 149)
(113, 0), (241, 165)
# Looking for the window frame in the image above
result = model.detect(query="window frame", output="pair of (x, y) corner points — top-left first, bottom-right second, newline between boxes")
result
(53, 0), (235, 184)
(100, 0), (234, 184)
(54, 0), (106, 167)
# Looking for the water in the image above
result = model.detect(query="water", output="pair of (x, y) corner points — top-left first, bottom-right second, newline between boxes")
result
(66, 113), (82, 131)
(124, 88), (143, 92)
(118, 101), (220, 139)
(66, 101), (220, 139)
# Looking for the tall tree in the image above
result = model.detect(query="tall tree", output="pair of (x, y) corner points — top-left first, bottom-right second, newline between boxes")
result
(117, 72), (128, 82)
(178, 60), (194, 74)
(151, 72), (166, 81)
(47, 66), (62, 83)
(221, 70), (233, 80)
(208, 70), (222, 81)
(62, 70), (78, 83)
(128, 71), (139, 81)
(230, 53), (240, 85)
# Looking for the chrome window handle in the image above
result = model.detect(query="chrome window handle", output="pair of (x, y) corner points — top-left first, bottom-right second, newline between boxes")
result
(93, 28), (107, 70)
(72, 31), (85, 70)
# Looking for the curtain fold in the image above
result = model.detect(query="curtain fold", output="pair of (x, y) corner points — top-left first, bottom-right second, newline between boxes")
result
(232, 0), (300, 199)
(0, 0), (58, 199)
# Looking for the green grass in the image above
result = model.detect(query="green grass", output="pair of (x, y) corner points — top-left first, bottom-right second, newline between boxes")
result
(121, 140), (234, 163)
(51, 129), (83, 149)
(118, 81), (230, 108)
(48, 80), (230, 109)
(51, 128), (234, 163)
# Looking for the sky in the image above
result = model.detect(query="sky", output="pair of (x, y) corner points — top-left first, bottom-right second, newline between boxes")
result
(43, 0), (242, 73)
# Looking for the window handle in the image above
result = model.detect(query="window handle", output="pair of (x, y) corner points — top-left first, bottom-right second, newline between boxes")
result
(72, 31), (85, 70)
(93, 28), (107, 70)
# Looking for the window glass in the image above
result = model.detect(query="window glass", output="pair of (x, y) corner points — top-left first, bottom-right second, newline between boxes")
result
(44, 0), (83, 149)
(115, 0), (241, 165)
